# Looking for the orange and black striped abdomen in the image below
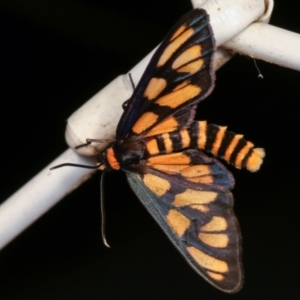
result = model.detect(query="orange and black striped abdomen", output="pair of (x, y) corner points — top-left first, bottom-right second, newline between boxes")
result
(145, 121), (265, 172)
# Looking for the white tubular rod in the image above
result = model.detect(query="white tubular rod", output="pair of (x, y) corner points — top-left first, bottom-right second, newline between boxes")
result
(0, 150), (96, 250)
(199, 0), (266, 47)
(224, 22), (300, 71)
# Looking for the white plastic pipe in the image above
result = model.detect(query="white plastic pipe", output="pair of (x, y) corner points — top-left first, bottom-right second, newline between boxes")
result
(0, 149), (96, 250)
(224, 22), (300, 70)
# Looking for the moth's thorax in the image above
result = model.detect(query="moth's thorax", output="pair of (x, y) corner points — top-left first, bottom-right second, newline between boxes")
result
(105, 138), (146, 170)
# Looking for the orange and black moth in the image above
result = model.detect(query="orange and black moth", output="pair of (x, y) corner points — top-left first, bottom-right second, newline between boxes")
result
(64, 9), (265, 293)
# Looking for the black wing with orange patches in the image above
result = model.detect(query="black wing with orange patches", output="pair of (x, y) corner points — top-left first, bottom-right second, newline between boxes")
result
(126, 150), (243, 293)
(116, 9), (215, 139)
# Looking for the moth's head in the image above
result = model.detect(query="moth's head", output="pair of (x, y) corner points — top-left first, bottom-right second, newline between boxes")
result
(96, 147), (122, 171)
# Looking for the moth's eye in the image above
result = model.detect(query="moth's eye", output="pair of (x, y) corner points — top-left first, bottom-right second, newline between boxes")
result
(97, 152), (105, 163)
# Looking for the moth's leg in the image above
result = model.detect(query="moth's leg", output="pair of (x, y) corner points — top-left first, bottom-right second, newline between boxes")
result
(122, 73), (136, 110)
(75, 138), (114, 149)
(75, 139), (92, 149)
(128, 72), (135, 90)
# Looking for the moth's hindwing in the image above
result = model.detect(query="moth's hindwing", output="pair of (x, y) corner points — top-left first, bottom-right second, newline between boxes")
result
(117, 9), (215, 139)
(126, 150), (243, 293)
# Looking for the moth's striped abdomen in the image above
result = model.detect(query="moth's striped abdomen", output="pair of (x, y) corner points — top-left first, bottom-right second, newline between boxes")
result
(145, 121), (265, 172)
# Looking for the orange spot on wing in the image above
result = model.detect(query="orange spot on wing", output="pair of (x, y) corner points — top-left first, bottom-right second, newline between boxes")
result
(187, 246), (229, 273)
(148, 152), (191, 165)
(156, 84), (201, 108)
(144, 77), (167, 100)
(158, 28), (194, 67)
(186, 175), (213, 184)
(201, 217), (227, 232)
(166, 209), (190, 237)
(180, 165), (214, 184)
(173, 189), (217, 206)
(190, 204), (209, 213)
(177, 58), (204, 74)
(206, 271), (225, 281)
(199, 233), (229, 248)
(143, 173), (170, 196)
(132, 112), (159, 134)
(172, 45), (202, 69)
(170, 25), (186, 41)
(150, 164), (188, 174)
(144, 117), (179, 137)
(172, 80), (190, 91)
(180, 165), (211, 177)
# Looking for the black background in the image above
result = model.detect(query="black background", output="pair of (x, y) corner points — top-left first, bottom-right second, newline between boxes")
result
(1, 1), (300, 299)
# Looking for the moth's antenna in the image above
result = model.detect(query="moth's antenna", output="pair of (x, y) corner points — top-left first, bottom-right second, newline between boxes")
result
(100, 170), (110, 248)
(50, 163), (98, 170)
(51, 162), (110, 247)
(254, 59), (264, 79)
(122, 73), (136, 110)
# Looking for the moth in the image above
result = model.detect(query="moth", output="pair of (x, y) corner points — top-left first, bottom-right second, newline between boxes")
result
(52, 9), (265, 293)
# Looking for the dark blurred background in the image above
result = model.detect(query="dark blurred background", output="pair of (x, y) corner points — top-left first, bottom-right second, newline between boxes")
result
(0, 1), (300, 299)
